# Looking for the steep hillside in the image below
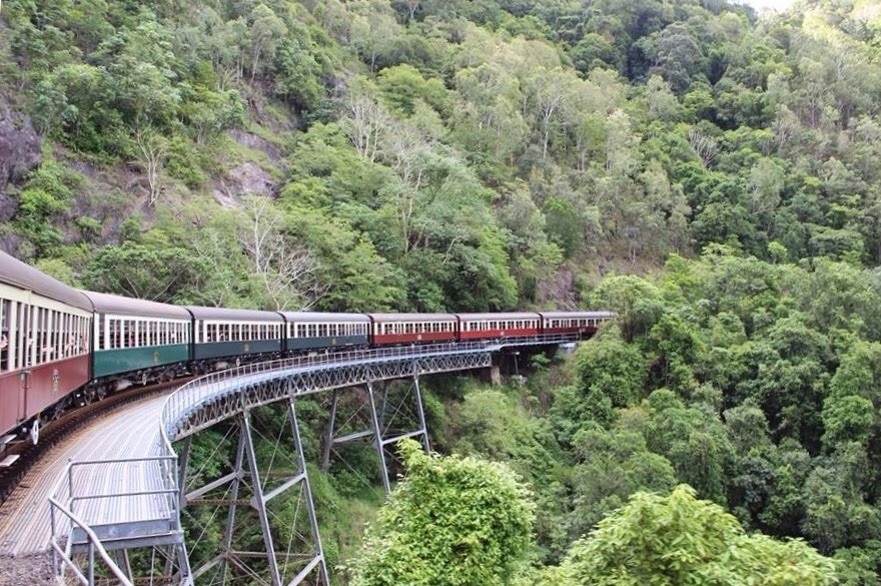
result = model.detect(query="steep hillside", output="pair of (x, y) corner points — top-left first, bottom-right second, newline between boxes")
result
(1, 0), (879, 313)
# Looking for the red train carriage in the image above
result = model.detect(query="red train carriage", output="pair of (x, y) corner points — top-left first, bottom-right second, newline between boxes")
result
(0, 252), (92, 446)
(457, 313), (541, 340)
(538, 311), (614, 336)
(368, 314), (458, 345)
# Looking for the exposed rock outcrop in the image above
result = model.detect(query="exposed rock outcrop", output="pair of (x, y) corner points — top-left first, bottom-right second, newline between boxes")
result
(0, 91), (41, 192)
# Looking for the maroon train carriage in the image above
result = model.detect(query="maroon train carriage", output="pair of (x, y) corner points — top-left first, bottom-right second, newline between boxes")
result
(539, 311), (614, 336)
(457, 312), (541, 340)
(369, 313), (458, 345)
(0, 252), (93, 449)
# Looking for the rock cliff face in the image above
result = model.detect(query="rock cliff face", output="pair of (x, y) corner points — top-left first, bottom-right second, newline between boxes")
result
(0, 91), (41, 192)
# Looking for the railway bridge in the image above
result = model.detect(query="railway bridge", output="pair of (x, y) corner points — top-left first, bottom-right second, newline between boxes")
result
(39, 334), (582, 586)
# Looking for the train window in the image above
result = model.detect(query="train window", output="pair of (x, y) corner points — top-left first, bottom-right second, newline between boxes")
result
(0, 300), (7, 371)
(15, 304), (25, 368)
(69, 315), (74, 355)
(59, 313), (67, 358)
(109, 318), (118, 349)
(52, 310), (60, 359)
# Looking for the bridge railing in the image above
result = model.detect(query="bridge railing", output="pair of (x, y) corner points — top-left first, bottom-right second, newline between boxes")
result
(48, 495), (134, 586)
(159, 333), (584, 447)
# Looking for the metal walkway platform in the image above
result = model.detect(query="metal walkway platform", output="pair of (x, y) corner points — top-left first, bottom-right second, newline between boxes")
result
(0, 393), (170, 556)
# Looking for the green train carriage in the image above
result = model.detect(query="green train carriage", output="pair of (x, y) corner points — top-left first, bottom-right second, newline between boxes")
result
(186, 306), (284, 371)
(80, 290), (192, 385)
(280, 312), (370, 352)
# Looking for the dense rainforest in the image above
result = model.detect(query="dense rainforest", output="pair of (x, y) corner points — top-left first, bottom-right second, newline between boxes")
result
(4, 0), (881, 582)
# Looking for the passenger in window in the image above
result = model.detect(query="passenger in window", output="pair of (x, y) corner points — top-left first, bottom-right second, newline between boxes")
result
(65, 334), (77, 356)
(0, 329), (7, 370)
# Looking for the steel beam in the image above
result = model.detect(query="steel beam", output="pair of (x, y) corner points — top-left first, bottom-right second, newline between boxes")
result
(287, 399), (329, 585)
(241, 411), (283, 586)
(367, 381), (391, 495)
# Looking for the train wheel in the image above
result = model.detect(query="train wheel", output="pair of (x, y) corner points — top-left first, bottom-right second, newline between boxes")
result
(30, 419), (40, 445)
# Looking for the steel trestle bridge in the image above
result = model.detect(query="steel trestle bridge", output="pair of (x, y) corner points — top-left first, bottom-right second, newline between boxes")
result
(46, 334), (585, 585)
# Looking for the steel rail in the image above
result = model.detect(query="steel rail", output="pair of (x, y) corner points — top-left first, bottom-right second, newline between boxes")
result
(48, 495), (135, 586)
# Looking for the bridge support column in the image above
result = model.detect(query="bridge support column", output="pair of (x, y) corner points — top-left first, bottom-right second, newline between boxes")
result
(321, 376), (431, 495)
(184, 400), (328, 586)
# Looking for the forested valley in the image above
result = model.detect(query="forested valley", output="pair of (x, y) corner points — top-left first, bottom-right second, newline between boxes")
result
(3, 0), (881, 582)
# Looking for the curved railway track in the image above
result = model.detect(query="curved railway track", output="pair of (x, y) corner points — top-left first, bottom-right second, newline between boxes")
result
(0, 378), (191, 504)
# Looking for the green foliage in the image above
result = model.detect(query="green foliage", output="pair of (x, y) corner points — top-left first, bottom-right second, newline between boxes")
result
(574, 329), (646, 409)
(555, 485), (838, 586)
(349, 439), (535, 586)
(82, 240), (209, 302)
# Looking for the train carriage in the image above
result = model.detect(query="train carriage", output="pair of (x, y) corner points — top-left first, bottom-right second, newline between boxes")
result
(368, 313), (458, 345)
(539, 311), (615, 336)
(457, 312), (541, 340)
(0, 252), (92, 444)
(280, 312), (370, 352)
(80, 291), (191, 382)
(187, 306), (284, 364)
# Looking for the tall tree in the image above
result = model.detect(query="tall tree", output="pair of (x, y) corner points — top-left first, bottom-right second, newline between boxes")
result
(349, 440), (535, 586)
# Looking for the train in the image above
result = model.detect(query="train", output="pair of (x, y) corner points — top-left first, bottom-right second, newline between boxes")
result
(0, 250), (613, 458)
